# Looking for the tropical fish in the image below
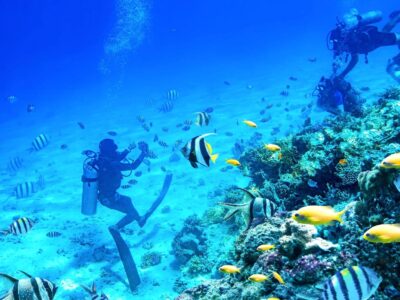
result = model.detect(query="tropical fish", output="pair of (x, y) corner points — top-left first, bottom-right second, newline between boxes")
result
(248, 274), (269, 283)
(7, 156), (24, 173)
(77, 122), (85, 129)
(256, 244), (275, 252)
(158, 140), (168, 148)
(380, 153), (400, 169)
(107, 131), (117, 136)
(272, 271), (285, 285)
(166, 89), (178, 100)
(6, 95), (18, 104)
(264, 144), (281, 152)
(266, 298), (280, 300)
(14, 176), (45, 199)
(153, 134), (159, 142)
(219, 188), (277, 230)
(243, 120), (257, 128)
(60, 144), (68, 150)
(219, 265), (240, 274)
(46, 231), (61, 238)
(363, 224), (400, 243)
(0, 271), (57, 300)
(141, 123), (150, 132)
(280, 90), (289, 97)
(2, 217), (35, 236)
(181, 133), (218, 168)
(31, 134), (50, 151)
(338, 158), (347, 165)
(184, 120), (193, 126)
(81, 282), (109, 300)
(226, 159), (240, 166)
(292, 205), (348, 226)
(136, 115), (145, 123)
(195, 111), (211, 126)
(320, 266), (381, 300)
(27, 104), (35, 113)
(159, 100), (174, 113)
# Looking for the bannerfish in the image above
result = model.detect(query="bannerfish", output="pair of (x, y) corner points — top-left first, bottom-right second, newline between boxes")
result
(181, 133), (219, 168)
(159, 100), (174, 113)
(320, 266), (381, 300)
(14, 176), (45, 199)
(243, 120), (257, 128)
(292, 205), (348, 226)
(166, 89), (178, 100)
(363, 224), (400, 243)
(81, 282), (109, 300)
(248, 274), (269, 283)
(31, 134), (50, 151)
(0, 271), (57, 300)
(2, 217), (35, 236)
(219, 187), (277, 231)
(195, 111), (211, 126)
(226, 159), (240, 166)
(380, 153), (400, 169)
(219, 265), (240, 274)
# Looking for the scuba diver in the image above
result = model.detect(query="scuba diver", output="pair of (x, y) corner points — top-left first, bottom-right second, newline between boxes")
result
(91, 139), (172, 231)
(328, 9), (400, 80)
(315, 9), (400, 116)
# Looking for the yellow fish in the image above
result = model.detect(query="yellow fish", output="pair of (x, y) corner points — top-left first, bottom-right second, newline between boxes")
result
(219, 265), (241, 274)
(264, 144), (281, 152)
(380, 153), (400, 169)
(292, 205), (348, 226)
(243, 120), (257, 128)
(363, 224), (400, 243)
(266, 298), (280, 300)
(338, 158), (347, 165)
(257, 244), (275, 252)
(226, 159), (240, 166)
(248, 274), (269, 283)
(272, 271), (285, 285)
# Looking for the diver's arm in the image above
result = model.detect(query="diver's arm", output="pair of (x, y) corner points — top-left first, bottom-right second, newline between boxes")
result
(130, 151), (146, 170)
(118, 149), (130, 160)
(338, 53), (359, 79)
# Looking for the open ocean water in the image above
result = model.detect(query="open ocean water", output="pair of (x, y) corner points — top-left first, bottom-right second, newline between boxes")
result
(1, 1), (400, 299)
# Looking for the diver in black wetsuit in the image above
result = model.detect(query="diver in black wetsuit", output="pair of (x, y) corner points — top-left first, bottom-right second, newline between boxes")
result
(328, 9), (400, 79)
(95, 139), (150, 230)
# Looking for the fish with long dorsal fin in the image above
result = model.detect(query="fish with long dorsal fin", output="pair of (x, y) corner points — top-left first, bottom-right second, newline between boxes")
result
(81, 282), (109, 300)
(219, 187), (277, 230)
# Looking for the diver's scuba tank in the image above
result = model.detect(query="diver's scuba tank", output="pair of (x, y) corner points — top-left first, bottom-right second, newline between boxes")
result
(81, 151), (98, 215)
(341, 9), (382, 30)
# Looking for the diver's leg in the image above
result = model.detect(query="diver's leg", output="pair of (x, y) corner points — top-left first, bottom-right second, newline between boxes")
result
(382, 11), (400, 32)
(114, 195), (141, 229)
(387, 53), (400, 83)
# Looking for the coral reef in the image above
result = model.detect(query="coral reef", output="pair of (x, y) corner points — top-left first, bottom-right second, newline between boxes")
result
(140, 251), (162, 269)
(177, 86), (400, 299)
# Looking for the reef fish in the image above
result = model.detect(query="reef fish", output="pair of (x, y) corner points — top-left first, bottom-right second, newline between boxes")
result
(257, 244), (275, 252)
(166, 89), (178, 100)
(243, 120), (257, 128)
(159, 100), (174, 113)
(320, 266), (381, 300)
(2, 217), (34, 236)
(181, 133), (218, 168)
(272, 271), (285, 285)
(7, 156), (24, 173)
(219, 265), (240, 274)
(31, 134), (50, 151)
(264, 144), (281, 152)
(14, 176), (45, 199)
(248, 274), (269, 283)
(81, 282), (109, 300)
(219, 188), (277, 231)
(195, 111), (211, 126)
(380, 153), (400, 169)
(226, 159), (240, 166)
(292, 205), (348, 226)
(0, 272), (57, 300)
(363, 224), (400, 243)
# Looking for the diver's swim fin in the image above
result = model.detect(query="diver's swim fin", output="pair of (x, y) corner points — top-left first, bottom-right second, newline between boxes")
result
(109, 227), (140, 291)
(141, 173), (173, 226)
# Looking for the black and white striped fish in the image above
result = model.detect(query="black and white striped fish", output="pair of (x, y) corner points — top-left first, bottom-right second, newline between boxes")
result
(0, 271), (57, 300)
(166, 89), (178, 100)
(2, 217), (35, 236)
(158, 140), (168, 148)
(7, 156), (24, 173)
(195, 111), (211, 126)
(46, 231), (61, 238)
(81, 282), (109, 300)
(219, 188), (277, 230)
(181, 133), (219, 168)
(31, 134), (50, 151)
(321, 265), (382, 300)
(159, 101), (174, 113)
(14, 176), (44, 199)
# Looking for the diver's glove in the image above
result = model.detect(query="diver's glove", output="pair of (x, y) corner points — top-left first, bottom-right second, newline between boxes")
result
(138, 141), (149, 156)
(127, 142), (136, 152)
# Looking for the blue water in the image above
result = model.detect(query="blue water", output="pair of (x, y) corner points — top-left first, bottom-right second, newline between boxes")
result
(0, 0), (399, 299)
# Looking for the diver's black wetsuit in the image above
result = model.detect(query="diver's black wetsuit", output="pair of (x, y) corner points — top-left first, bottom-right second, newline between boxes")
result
(96, 143), (147, 229)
